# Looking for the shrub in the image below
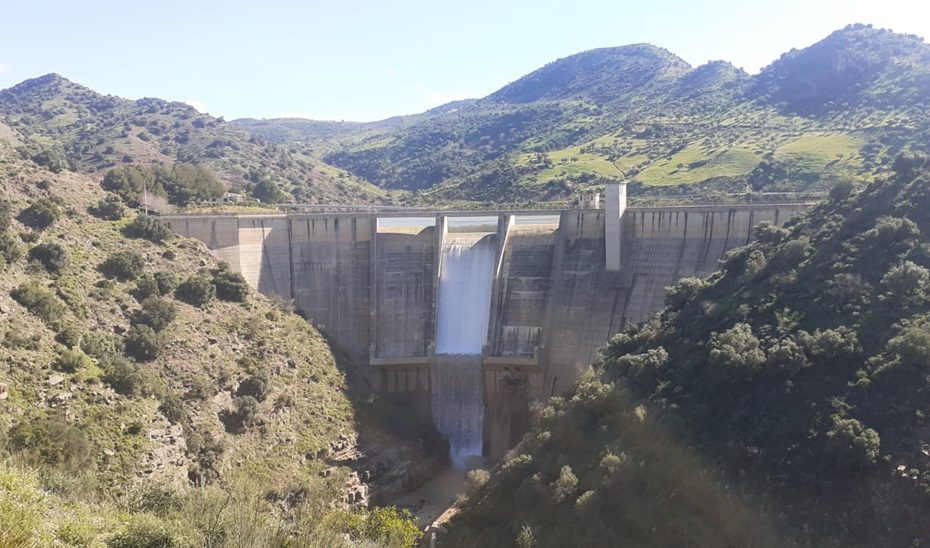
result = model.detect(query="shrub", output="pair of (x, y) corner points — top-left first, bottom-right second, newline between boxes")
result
(0, 232), (22, 267)
(175, 275), (215, 307)
(133, 297), (177, 332)
(0, 201), (12, 231)
(8, 418), (93, 471)
(134, 273), (160, 301)
(0, 463), (46, 547)
(100, 250), (145, 281)
(89, 193), (127, 221)
(102, 357), (158, 397)
(159, 395), (187, 425)
(880, 261), (930, 306)
(236, 375), (269, 402)
(465, 469), (490, 496)
(11, 281), (66, 325)
(17, 198), (61, 230)
(765, 338), (809, 377)
(550, 465), (578, 504)
(824, 414), (880, 469)
(154, 271), (179, 296)
(213, 265), (249, 302)
(80, 332), (125, 363)
(664, 276), (708, 308)
(708, 323), (765, 377)
(360, 506), (422, 548)
(124, 325), (165, 362)
(54, 322), (82, 348)
(106, 513), (190, 548)
(28, 242), (69, 274)
(124, 214), (172, 243)
(55, 348), (93, 373)
(232, 396), (259, 427)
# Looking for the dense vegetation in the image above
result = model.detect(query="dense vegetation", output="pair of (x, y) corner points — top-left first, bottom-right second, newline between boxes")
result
(0, 135), (420, 545)
(445, 156), (930, 546)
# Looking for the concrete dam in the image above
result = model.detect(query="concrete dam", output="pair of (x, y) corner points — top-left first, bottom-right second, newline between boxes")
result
(163, 185), (810, 462)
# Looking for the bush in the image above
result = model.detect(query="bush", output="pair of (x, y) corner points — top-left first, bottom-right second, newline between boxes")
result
(11, 281), (66, 326)
(0, 232), (23, 267)
(89, 193), (127, 221)
(124, 324), (165, 361)
(17, 198), (61, 230)
(0, 463), (46, 547)
(664, 276), (708, 309)
(133, 297), (177, 332)
(159, 394), (187, 425)
(8, 418), (93, 471)
(134, 273), (160, 301)
(236, 375), (269, 402)
(154, 271), (180, 296)
(824, 414), (880, 469)
(55, 322), (82, 348)
(100, 250), (145, 281)
(28, 242), (69, 274)
(0, 201), (12, 231)
(102, 357), (158, 397)
(55, 348), (93, 373)
(106, 513), (190, 548)
(175, 275), (215, 307)
(124, 214), (172, 243)
(708, 323), (765, 378)
(80, 332), (125, 363)
(213, 265), (249, 302)
(232, 396), (259, 427)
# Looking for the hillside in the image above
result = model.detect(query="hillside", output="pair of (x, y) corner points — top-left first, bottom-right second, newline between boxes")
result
(236, 24), (930, 205)
(0, 138), (422, 545)
(0, 74), (389, 205)
(443, 156), (930, 546)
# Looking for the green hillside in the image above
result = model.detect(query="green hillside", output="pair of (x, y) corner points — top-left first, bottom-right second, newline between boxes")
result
(234, 24), (930, 205)
(0, 138), (420, 546)
(444, 155), (930, 546)
(0, 75), (388, 205)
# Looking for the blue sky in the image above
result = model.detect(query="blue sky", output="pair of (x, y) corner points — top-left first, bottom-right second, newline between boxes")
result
(1, 0), (927, 121)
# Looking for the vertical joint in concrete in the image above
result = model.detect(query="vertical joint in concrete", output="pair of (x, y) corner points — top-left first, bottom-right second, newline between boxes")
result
(605, 182), (627, 272)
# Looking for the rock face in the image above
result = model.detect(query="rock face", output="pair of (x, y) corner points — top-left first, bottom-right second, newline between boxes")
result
(325, 429), (449, 507)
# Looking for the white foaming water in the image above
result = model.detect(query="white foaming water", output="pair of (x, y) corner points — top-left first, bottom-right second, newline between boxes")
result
(435, 240), (495, 354)
(432, 356), (485, 468)
(433, 236), (494, 468)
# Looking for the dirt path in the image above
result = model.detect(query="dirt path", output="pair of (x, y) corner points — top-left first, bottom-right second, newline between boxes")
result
(391, 465), (467, 529)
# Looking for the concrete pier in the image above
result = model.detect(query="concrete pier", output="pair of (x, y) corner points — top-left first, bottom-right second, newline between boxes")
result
(163, 188), (811, 458)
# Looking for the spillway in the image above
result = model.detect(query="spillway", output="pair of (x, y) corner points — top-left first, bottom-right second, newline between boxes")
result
(432, 235), (495, 467)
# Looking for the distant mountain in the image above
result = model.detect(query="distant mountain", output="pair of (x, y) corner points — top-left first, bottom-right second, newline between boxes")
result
(752, 25), (930, 115)
(487, 44), (691, 104)
(0, 74), (387, 204)
(234, 24), (930, 205)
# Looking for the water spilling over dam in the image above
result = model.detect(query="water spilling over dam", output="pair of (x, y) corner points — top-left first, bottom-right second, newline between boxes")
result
(163, 184), (813, 460)
(432, 233), (496, 466)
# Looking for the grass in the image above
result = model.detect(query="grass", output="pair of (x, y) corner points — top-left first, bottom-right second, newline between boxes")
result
(774, 132), (864, 169)
(633, 144), (760, 186)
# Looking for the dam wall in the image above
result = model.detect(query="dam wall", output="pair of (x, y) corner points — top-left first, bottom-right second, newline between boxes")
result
(163, 189), (809, 459)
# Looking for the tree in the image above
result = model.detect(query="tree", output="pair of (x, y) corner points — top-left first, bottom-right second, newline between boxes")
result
(251, 179), (285, 203)
(18, 198), (61, 230)
(213, 265), (249, 302)
(124, 324), (165, 361)
(133, 297), (177, 332)
(89, 193), (127, 221)
(124, 214), (172, 243)
(100, 250), (145, 281)
(708, 323), (766, 378)
(175, 275), (216, 307)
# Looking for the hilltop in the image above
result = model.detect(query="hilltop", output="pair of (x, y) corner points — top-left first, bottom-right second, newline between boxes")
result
(235, 24), (930, 205)
(443, 156), (930, 546)
(0, 74), (389, 205)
